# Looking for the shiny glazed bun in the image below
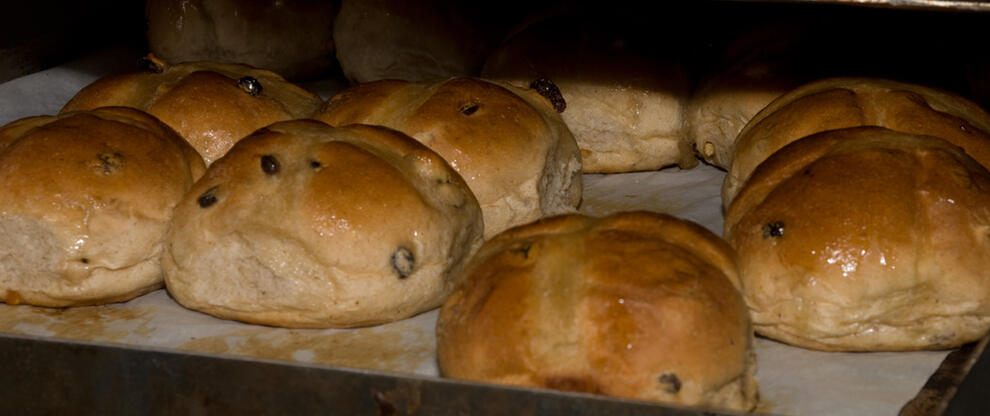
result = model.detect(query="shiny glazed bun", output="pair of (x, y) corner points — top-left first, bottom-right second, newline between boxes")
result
(0, 107), (205, 307)
(726, 127), (990, 351)
(163, 120), (483, 328)
(438, 212), (757, 412)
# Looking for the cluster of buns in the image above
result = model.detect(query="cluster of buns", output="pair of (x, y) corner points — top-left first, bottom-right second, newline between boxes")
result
(3, 2), (990, 413)
(0, 15), (581, 332)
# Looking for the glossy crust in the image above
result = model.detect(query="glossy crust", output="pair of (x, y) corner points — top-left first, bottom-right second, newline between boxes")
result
(437, 212), (757, 411)
(61, 60), (323, 165)
(725, 127), (990, 351)
(482, 14), (695, 173)
(0, 107), (205, 307)
(312, 77), (582, 239)
(723, 77), (990, 208)
(163, 120), (483, 328)
(145, 0), (338, 80)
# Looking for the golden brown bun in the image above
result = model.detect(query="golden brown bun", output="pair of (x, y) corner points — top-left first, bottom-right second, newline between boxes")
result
(0, 107), (205, 307)
(725, 127), (990, 351)
(312, 77), (582, 239)
(145, 0), (338, 80)
(163, 120), (483, 328)
(333, 0), (508, 83)
(61, 60), (323, 165)
(722, 77), (990, 208)
(437, 212), (757, 411)
(482, 12), (695, 173)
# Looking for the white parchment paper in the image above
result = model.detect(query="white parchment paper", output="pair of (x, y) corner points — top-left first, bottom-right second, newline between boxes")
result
(0, 50), (949, 415)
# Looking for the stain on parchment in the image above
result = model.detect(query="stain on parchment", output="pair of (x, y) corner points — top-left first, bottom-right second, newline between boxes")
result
(178, 320), (433, 373)
(0, 303), (156, 342)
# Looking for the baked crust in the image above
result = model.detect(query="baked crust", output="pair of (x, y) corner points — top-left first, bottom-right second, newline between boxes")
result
(437, 211), (758, 411)
(0, 107), (205, 307)
(163, 120), (483, 328)
(313, 77), (582, 239)
(726, 127), (990, 351)
(723, 77), (990, 208)
(61, 60), (323, 165)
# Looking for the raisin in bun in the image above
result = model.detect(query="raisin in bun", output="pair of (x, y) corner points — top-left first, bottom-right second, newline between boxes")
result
(0, 107), (205, 307)
(145, 0), (338, 80)
(163, 120), (483, 328)
(61, 59), (323, 165)
(725, 127), (990, 351)
(312, 77), (582, 239)
(437, 212), (758, 411)
(722, 77), (990, 208)
(482, 10), (695, 173)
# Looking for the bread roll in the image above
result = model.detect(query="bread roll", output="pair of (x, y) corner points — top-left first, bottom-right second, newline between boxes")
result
(163, 120), (483, 328)
(333, 0), (507, 83)
(312, 77), (582, 239)
(482, 12), (694, 173)
(690, 9), (974, 172)
(61, 59), (323, 165)
(437, 212), (758, 411)
(145, 0), (338, 80)
(0, 107), (205, 307)
(725, 127), (990, 351)
(722, 77), (990, 208)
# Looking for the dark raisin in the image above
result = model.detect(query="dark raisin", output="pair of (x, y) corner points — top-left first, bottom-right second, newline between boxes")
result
(763, 221), (785, 238)
(658, 373), (681, 393)
(137, 55), (164, 73)
(512, 244), (531, 259)
(97, 152), (124, 174)
(391, 247), (415, 279)
(310, 160), (323, 169)
(260, 155), (280, 175)
(237, 77), (263, 96)
(197, 186), (219, 208)
(80, 258), (89, 264)
(459, 102), (479, 116)
(529, 78), (566, 113)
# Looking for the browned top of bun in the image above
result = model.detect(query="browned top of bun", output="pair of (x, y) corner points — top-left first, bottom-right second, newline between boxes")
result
(0, 107), (205, 219)
(61, 60), (323, 164)
(437, 212), (756, 411)
(724, 77), (990, 207)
